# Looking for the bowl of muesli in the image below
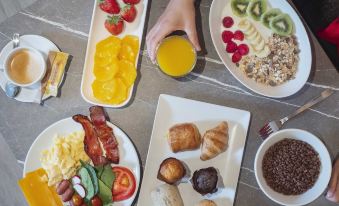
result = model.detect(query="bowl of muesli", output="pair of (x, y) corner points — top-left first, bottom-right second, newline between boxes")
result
(254, 129), (332, 206)
(209, 0), (312, 98)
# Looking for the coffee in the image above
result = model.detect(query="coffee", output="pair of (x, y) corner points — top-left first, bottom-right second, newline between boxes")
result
(7, 49), (41, 84)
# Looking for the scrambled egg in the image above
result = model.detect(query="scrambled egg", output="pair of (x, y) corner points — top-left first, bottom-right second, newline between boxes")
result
(40, 131), (89, 186)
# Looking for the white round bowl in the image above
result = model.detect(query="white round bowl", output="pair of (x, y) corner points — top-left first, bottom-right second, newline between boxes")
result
(254, 129), (332, 206)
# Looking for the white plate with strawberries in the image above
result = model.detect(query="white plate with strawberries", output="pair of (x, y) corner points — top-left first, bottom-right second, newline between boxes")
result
(209, 0), (312, 98)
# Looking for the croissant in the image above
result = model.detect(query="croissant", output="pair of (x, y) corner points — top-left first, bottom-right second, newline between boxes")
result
(200, 121), (229, 161)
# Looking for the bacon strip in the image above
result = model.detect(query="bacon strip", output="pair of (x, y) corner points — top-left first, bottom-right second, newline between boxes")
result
(89, 106), (120, 164)
(72, 114), (108, 166)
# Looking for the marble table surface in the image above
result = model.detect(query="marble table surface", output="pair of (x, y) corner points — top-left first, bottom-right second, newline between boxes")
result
(0, 0), (338, 205)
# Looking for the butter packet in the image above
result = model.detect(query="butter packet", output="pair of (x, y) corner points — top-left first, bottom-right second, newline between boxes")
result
(41, 51), (70, 101)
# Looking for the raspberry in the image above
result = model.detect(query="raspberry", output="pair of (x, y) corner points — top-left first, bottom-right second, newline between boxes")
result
(232, 51), (242, 63)
(221, 30), (234, 43)
(226, 41), (238, 53)
(222, 16), (234, 28)
(238, 44), (249, 55)
(234, 30), (244, 41)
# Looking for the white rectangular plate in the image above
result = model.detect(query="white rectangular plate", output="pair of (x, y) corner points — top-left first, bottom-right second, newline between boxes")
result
(81, 0), (149, 108)
(138, 94), (251, 205)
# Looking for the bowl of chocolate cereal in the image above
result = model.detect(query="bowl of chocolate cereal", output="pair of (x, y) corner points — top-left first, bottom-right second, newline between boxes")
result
(254, 129), (332, 206)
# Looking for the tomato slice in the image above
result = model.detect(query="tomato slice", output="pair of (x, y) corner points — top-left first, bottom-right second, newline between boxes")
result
(112, 166), (136, 201)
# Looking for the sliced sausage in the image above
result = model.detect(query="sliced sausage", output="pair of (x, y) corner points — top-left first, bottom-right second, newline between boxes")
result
(56, 180), (70, 195)
(61, 187), (74, 202)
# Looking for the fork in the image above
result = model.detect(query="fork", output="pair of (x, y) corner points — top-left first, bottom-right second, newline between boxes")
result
(259, 89), (334, 139)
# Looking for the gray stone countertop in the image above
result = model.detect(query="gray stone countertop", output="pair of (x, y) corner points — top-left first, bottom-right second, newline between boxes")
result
(0, 0), (338, 205)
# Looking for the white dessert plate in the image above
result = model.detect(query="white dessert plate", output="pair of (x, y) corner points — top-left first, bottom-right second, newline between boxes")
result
(138, 94), (251, 205)
(24, 117), (141, 206)
(209, 0), (312, 98)
(255, 129), (332, 206)
(81, 0), (149, 108)
(0, 35), (60, 103)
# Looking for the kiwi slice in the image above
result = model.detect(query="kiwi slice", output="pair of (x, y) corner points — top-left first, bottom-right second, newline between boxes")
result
(231, 0), (250, 17)
(261, 8), (282, 28)
(269, 14), (294, 36)
(247, 0), (267, 21)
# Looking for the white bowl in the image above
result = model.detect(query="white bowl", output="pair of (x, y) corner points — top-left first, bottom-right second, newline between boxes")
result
(254, 129), (332, 206)
(209, 0), (312, 98)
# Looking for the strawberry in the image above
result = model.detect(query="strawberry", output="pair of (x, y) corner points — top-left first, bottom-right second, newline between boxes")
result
(238, 44), (249, 55)
(234, 30), (244, 41)
(232, 51), (242, 63)
(222, 16), (234, 28)
(226, 41), (238, 53)
(121, 4), (137, 23)
(221, 30), (234, 43)
(105, 16), (124, 35)
(123, 0), (140, 4)
(99, 0), (120, 14)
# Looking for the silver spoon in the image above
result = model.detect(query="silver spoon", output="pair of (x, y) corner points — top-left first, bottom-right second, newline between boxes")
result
(4, 33), (21, 98)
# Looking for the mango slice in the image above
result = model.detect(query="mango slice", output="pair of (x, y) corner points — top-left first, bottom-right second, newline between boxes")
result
(93, 58), (119, 81)
(92, 78), (128, 105)
(117, 60), (137, 87)
(122, 35), (139, 54)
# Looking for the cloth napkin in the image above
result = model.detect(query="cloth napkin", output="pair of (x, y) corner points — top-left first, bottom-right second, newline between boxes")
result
(317, 17), (339, 55)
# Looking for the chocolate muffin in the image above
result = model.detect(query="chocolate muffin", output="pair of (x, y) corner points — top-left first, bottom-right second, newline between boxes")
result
(192, 167), (218, 195)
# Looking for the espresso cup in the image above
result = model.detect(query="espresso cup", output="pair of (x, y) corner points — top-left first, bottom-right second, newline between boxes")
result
(3, 47), (46, 87)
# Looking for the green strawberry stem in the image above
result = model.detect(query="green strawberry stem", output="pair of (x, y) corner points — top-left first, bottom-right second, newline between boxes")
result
(123, 4), (131, 11)
(107, 15), (121, 25)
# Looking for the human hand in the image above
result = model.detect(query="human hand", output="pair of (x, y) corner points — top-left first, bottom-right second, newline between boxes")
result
(326, 157), (339, 203)
(146, 0), (201, 63)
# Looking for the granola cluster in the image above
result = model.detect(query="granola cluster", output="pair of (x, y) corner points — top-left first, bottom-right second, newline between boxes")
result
(238, 34), (299, 86)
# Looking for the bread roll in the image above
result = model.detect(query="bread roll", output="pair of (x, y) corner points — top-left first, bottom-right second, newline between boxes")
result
(168, 123), (201, 153)
(195, 199), (217, 206)
(151, 184), (184, 206)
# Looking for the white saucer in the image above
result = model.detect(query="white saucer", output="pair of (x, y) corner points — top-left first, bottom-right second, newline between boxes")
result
(0, 35), (60, 103)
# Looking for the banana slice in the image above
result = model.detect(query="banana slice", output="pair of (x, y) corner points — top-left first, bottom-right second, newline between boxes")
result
(247, 31), (258, 41)
(253, 39), (265, 51)
(252, 34), (262, 45)
(255, 45), (270, 58)
(245, 26), (256, 36)
(238, 19), (251, 32)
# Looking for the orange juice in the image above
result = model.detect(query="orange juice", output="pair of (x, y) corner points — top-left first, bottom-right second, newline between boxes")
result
(156, 35), (196, 77)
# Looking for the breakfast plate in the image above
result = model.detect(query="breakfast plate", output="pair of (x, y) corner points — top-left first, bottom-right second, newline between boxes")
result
(255, 129), (331, 206)
(81, 0), (149, 108)
(209, 0), (312, 98)
(0, 34), (60, 103)
(24, 117), (141, 206)
(138, 94), (251, 205)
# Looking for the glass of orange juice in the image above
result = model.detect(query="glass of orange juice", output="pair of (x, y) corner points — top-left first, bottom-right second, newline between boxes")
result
(156, 35), (197, 77)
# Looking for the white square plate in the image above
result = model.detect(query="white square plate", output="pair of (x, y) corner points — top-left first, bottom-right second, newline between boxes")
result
(138, 94), (251, 205)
